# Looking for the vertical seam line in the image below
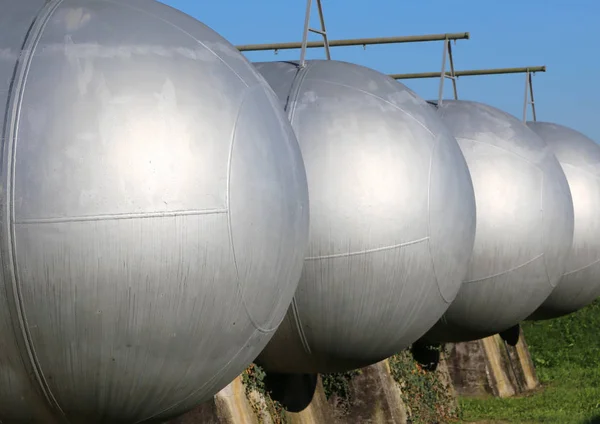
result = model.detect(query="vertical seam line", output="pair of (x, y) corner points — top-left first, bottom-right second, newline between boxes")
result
(3, 0), (66, 417)
(284, 62), (313, 355)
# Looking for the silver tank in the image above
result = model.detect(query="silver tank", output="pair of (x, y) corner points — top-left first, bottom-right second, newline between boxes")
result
(527, 122), (600, 319)
(0, 1), (309, 423)
(424, 100), (574, 343)
(253, 60), (476, 374)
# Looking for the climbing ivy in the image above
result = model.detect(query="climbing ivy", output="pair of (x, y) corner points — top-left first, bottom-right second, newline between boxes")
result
(321, 369), (361, 415)
(241, 363), (288, 424)
(389, 348), (458, 424)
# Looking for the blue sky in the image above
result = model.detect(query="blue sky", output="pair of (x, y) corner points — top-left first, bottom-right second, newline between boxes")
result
(159, 0), (599, 142)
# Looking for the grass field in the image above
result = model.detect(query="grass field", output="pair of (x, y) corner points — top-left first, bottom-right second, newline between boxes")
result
(459, 300), (600, 424)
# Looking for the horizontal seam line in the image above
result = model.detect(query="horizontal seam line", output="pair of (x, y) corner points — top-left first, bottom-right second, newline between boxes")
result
(306, 78), (435, 138)
(15, 208), (228, 224)
(464, 252), (544, 284)
(563, 257), (600, 276)
(305, 236), (429, 261)
(456, 136), (543, 169)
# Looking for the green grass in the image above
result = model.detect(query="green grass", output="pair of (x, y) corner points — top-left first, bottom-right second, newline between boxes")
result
(459, 300), (600, 424)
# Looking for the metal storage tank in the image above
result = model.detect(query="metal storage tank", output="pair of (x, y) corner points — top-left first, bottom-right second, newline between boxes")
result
(0, 1), (309, 423)
(527, 122), (600, 319)
(253, 60), (477, 374)
(424, 100), (574, 343)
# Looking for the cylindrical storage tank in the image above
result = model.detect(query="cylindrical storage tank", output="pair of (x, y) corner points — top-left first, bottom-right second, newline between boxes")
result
(424, 100), (574, 343)
(0, 1), (309, 423)
(527, 122), (600, 319)
(253, 60), (476, 374)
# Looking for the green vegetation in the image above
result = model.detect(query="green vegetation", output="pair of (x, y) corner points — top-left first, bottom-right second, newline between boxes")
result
(389, 349), (459, 424)
(321, 369), (361, 414)
(460, 300), (600, 424)
(242, 363), (288, 424)
(240, 301), (600, 423)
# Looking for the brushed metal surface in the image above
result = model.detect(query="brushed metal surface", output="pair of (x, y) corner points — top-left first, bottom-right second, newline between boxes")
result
(254, 60), (476, 373)
(0, 1), (309, 422)
(527, 122), (600, 320)
(424, 100), (574, 343)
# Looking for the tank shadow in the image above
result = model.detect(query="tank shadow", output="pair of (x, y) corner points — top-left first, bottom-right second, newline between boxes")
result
(499, 324), (521, 347)
(263, 372), (318, 413)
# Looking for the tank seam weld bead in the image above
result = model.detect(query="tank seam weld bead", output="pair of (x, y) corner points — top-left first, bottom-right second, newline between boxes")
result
(303, 78), (436, 139)
(456, 136), (543, 169)
(425, 134), (448, 303)
(304, 236), (429, 261)
(463, 252), (545, 284)
(563, 256), (600, 276)
(286, 62), (313, 124)
(226, 86), (279, 334)
(540, 173), (555, 288)
(103, 0), (251, 89)
(281, 65), (303, 115)
(3, 0), (66, 418)
(14, 208), (229, 224)
(290, 296), (312, 354)
(134, 329), (262, 423)
(281, 63), (314, 356)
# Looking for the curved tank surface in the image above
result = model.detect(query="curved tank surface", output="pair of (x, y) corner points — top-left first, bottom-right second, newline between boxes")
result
(527, 122), (600, 320)
(0, 1), (309, 423)
(424, 100), (574, 343)
(253, 60), (477, 374)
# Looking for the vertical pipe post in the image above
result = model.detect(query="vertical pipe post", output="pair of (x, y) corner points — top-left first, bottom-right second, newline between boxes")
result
(522, 70), (530, 122)
(316, 0), (331, 59)
(529, 72), (537, 122)
(299, 0), (313, 67)
(438, 39), (449, 106)
(447, 41), (459, 100)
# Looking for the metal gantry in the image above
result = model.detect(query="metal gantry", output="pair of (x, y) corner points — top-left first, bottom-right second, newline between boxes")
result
(437, 37), (458, 105)
(235, 32), (470, 52)
(235, 11), (542, 122)
(391, 66), (545, 122)
(299, 0), (331, 67)
(236, 31), (470, 90)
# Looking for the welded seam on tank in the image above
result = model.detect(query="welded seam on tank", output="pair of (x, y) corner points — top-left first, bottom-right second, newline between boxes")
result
(103, 0), (249, 88)
(304, 236), (429, 261)
(281, 64), (304, 115)
(225, 87), (277, 334)
(137, 86), (288, 424)
(285, 62), (313, 123)
(290, 295), (311, 354)
(15, 208), (228, 224)
(281, 63), (314, 356)
(425, 135), (449, 303)
(559, 163), (600, 276)
(456, 136), (542, 169)
(4, 0), (67, 418)
(296, 66), (432, 263)
(304, 79), (435, 138)
(463, 253), (545, 284)
(563, 257), (600, 276)
(539, 173), (555, 288)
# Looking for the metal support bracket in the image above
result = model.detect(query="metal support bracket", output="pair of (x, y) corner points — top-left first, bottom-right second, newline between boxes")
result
(437, 38), (459, 106)
(392, 65), (545, 120)
(236, 33), (470, 53)
(523, 69), (537, 122)
(300, 0), (331, 67)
